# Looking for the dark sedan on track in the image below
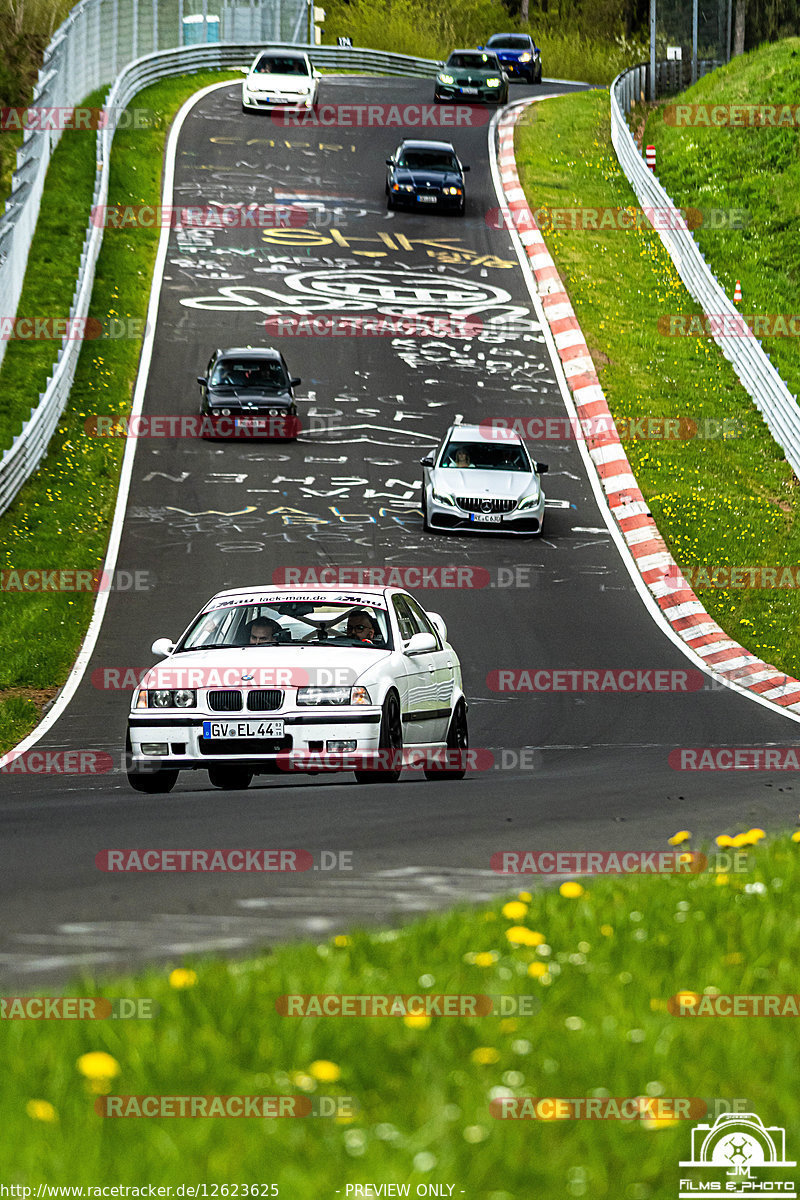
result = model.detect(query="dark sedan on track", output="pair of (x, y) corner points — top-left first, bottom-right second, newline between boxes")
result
(386, 140), (469, 216)
(479, 33), (542, 84)
(434, 50), (509, 105)
(197, 347), (301, 439)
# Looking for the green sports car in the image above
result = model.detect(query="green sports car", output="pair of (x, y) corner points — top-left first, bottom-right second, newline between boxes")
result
(434, 50), (510, 106)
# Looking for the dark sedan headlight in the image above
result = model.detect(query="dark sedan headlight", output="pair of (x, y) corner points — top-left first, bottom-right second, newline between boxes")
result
(136, 689), (197, 709)
(519, 53), (532, 63)
(296, 686), (371, 705)
(437, 73), (455, 84)
(486, 78), (502, 87)
(443, 187), (462, 196)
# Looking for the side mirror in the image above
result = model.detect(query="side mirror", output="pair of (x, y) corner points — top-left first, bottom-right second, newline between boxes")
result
(404, 632), (437, 656)
(151, 638), (175, 657)
(239, 66), (249, 74)
(289, 376), (301, 386)
(536, 462), (549, 474)
(462, 164), (471, 172)
(420, 452), (435, 467)
(196, 376), (206, 385)
(427, 612), (447, 642)
(477, 45), (484, 49)
(386, 158), (394, 166)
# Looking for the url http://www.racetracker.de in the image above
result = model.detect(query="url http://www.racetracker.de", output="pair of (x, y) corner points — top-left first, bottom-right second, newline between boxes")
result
(0, 1188), (280, 1197)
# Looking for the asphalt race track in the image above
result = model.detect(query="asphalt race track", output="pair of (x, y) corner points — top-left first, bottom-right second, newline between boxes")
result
(1, 76), (797, 987)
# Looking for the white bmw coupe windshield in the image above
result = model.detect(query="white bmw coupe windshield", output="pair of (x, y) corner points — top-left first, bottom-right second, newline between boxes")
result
(180, 601), (393, 651)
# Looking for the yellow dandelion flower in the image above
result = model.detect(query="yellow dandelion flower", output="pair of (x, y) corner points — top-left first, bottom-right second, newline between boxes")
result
(471, 1047), (500, 1065)
(333, 935), (351, 947)
(499, 1018), (517, 1032)
(77, 1051), (119, 1080)
(715, 835), (735, 848)
(600, 924), (614, 936)
(505, 926), (545, 946)
(169, 968), (197, 989)
(668, 831), (691, 845)
(559, 882), (584, 898)
(527, 962), (548, 977)
(792, 831), (800, 843)
(308, 1060), (341, 1082)
(403, 1012), (431, 1029)
(26, 1099), (58, 1123)
(76, 1051), (120, 1094)
(501, 900), (528, 921)
(715, 873), (730, 885)
(472, 951), (499, 967)
(517, 891), (532, 902)
(642, 1114), (681, 1130)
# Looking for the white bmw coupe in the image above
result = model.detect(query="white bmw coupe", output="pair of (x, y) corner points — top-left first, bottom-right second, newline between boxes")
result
(126, 586), (468, 792)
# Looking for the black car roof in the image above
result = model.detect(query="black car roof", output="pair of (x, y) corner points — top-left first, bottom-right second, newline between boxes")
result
(216, 347), (282, 360)
(398, 139), (457, 151)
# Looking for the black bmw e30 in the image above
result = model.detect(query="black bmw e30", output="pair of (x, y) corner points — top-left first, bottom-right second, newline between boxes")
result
(197, 347), (301, 439)
(385, 139), (470, 216)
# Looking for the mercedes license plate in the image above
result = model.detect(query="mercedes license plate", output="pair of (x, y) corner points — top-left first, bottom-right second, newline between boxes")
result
(203, 720), (284, 739)
(470, 513), (502, 524)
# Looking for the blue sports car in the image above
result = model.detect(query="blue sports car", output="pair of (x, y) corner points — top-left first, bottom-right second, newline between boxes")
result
(479, 33), (542, 85)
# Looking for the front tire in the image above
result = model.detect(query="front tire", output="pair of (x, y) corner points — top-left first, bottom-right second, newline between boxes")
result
(422, 486), (432, 530)
(208, 765), (253, 790)
(125, 734), (179, 794)
(355, 692), (403, 783)
(424, 699), (468, 781)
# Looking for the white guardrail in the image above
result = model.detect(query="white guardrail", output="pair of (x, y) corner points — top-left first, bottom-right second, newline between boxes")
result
(611, 61), (800, 481)
(0, 34), (443, 517)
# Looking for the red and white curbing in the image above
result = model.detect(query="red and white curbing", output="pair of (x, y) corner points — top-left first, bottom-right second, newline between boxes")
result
(495, 106), (800, 714)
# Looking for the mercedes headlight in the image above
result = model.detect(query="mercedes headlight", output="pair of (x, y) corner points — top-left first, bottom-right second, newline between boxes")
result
(437, 73), (455, 84)
(432, 490), (456, 507)
(517, 493), (541, 511)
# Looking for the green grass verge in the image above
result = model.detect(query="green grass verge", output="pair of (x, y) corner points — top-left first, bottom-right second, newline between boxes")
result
(514, 80), (800, 677)
(0, 72), (239, 754)
(642, 37), (800, 404)
(0, 832), (795, 1191)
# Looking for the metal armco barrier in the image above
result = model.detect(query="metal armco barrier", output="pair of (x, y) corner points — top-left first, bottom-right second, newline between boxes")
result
(0, 39), (443, 517)
(611, 61), (800, 481)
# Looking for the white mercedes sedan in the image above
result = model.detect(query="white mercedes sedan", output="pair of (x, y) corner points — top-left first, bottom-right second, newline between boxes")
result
(421, 418), (548, 535)
(126, 586), (468, 792)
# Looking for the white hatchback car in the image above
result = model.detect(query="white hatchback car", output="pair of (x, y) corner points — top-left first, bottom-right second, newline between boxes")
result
(126, 586), (468, 792)
(421, 418), (548, 535)
(241, 49), (320, 112)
